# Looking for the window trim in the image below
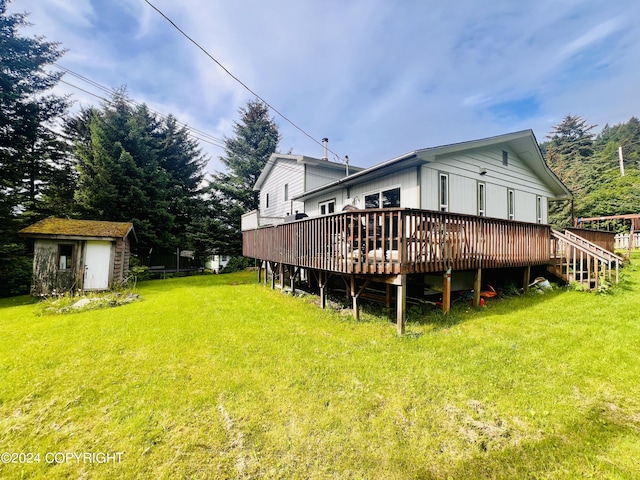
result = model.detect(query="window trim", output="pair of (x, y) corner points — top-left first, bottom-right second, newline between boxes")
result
(284, 183), (289, 202)
(477, 182), (486, 217)
(536, 196), (543, 224)
(363, 186), (401, 209)
(319, 198), (336, 215)
(57, 244), (74, 271)
(439, 173), (449, 212)
(502, 150), (509, 166)
(507, 189), (515, 220)
(265, 193), (269, 209)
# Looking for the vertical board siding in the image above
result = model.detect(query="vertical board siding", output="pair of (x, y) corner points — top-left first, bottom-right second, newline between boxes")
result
(243, 209), (551, 275)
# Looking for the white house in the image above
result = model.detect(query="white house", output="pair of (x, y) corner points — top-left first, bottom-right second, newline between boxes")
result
(242, 153), (363, 230)
(294, 130), (571, 221)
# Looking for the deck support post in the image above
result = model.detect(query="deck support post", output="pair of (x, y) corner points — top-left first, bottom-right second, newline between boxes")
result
(523, 265), (531, 293)
(319, 271), (326, 309)
(258, 261), (263, 284)
(474, 268), (482, 307)
(270, 262), (276, 290)
(396, 274), (406, 335)
(279, 263), (285, 290)
(442, 267), (452, 314)
(350, 275), (359, 321)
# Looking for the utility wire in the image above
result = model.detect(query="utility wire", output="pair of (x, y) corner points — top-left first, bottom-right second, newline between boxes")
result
(143, 0), (344, 162)
(54, 66), (227, 149)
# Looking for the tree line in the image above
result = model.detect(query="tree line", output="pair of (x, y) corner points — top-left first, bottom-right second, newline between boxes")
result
(2, 0), (639, 297)
(0, 1), (279, 296)
(542, 115), (640, 229)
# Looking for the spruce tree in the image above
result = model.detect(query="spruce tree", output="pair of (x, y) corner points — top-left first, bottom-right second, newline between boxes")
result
(0, 0), (70, 239)
(201, 100), (281, 256)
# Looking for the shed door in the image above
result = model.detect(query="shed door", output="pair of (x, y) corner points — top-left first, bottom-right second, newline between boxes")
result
(84, 241), (112, 290)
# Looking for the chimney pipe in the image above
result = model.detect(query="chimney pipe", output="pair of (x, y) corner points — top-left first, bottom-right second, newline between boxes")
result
(322, 138), (328, 161)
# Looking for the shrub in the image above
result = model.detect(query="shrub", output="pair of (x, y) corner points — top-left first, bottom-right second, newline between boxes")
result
(0, 244), (32, 297)
(221, 256), (252, 273)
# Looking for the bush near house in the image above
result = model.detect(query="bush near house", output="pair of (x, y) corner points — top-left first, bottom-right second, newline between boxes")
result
(0, 243), (32, 297)
(0, 262), (639, 478)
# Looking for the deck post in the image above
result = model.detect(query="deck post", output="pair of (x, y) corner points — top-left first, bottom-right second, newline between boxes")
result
(258, 261), (262, 284)
(319, 271), (326, 309)
(523, 265), (531, 293)
(351, 275), (359, 321)
(279, 263), (285, 290)
(396, 274), (406, 335)
(270, 262), (276, 290)
(443, 267), (452, 314)
(291, 267), (296, 295)
(474, 268), (482, 307)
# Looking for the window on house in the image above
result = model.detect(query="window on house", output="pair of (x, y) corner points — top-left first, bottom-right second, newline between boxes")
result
(536, 196), (543, 224)
(284, 183), (289, 201)
(365, 192), (379, 209)
(58, 244), (74, 270)
(382, 187), (400, 208)
(266, 193), (269, 208)
(439, 174), (449, 212)
(508, 189), (515, 220)
(502, 150), (509, 166)
(477, 182), (486, 216)
(319, 199), (336, 215)
(364, 187), (401, 209)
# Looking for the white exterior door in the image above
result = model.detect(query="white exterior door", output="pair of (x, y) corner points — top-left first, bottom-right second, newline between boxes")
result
(84, 241), (112, 290)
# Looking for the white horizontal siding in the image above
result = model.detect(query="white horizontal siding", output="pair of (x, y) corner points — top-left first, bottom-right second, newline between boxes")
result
(305, 164), (350, 191)
(259, 159), (304, 218)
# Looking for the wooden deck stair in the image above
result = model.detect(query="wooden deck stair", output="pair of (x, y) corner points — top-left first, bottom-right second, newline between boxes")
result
(548, 229), (623, 289)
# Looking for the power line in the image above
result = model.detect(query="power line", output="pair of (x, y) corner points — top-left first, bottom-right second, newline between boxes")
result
(143, 0), (345, 162)
(53, 66), (227, 149)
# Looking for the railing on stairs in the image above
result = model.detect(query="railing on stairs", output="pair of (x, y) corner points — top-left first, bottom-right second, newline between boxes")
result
(550, 229), (622, 288)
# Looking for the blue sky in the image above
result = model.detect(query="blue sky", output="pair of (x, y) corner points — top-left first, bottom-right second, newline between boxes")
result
(9, 0), (640, 175)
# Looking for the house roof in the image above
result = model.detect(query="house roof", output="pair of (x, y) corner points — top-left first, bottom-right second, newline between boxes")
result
(294, 130), (572, 202)
(253, 154), (364, 191)
(19, 218), (136, 241)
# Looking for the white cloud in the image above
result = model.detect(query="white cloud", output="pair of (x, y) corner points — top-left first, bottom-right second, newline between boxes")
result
(559, 17), (623, 59)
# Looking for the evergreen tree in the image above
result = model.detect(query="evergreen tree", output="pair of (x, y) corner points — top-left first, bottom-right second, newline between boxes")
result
(156, 115), (207, 243)
(0, 0), (70, 241)
(69, 90), (206, 252)
(0, 0), (70, 297)
(199, 100), (281, 256)
(543, 115), (598, 228)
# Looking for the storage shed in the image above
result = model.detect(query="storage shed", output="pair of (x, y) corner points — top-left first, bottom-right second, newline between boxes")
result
(19, 218), (136, 296)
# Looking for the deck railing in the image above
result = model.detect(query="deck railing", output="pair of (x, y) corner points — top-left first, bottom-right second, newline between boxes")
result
(243, 208), (551, 275)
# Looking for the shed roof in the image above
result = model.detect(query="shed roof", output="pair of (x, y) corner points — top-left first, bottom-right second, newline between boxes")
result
(19, 218), (135, 240)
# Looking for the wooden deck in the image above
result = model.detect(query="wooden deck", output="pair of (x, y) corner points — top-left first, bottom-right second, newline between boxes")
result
(242, 209), (624, 334)
(243, 208), (552, 274)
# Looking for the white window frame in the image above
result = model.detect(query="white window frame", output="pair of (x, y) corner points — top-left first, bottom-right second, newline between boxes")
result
(284, 183), (289, 202)
(507, 189), (515, 220)
(265, 193), (269, 209)
(477, 182), (486, 217)
(363, 186), (401, 209)
(536, 196), (543, 224)
(319, 199), (336, 215)
(439, 173), (449, 212)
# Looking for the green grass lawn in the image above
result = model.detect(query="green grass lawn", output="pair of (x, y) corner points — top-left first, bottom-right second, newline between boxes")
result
(1, 263), (640, 479)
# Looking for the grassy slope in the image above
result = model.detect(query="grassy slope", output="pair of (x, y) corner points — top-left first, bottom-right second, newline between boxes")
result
(1, 267), (639, 479)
